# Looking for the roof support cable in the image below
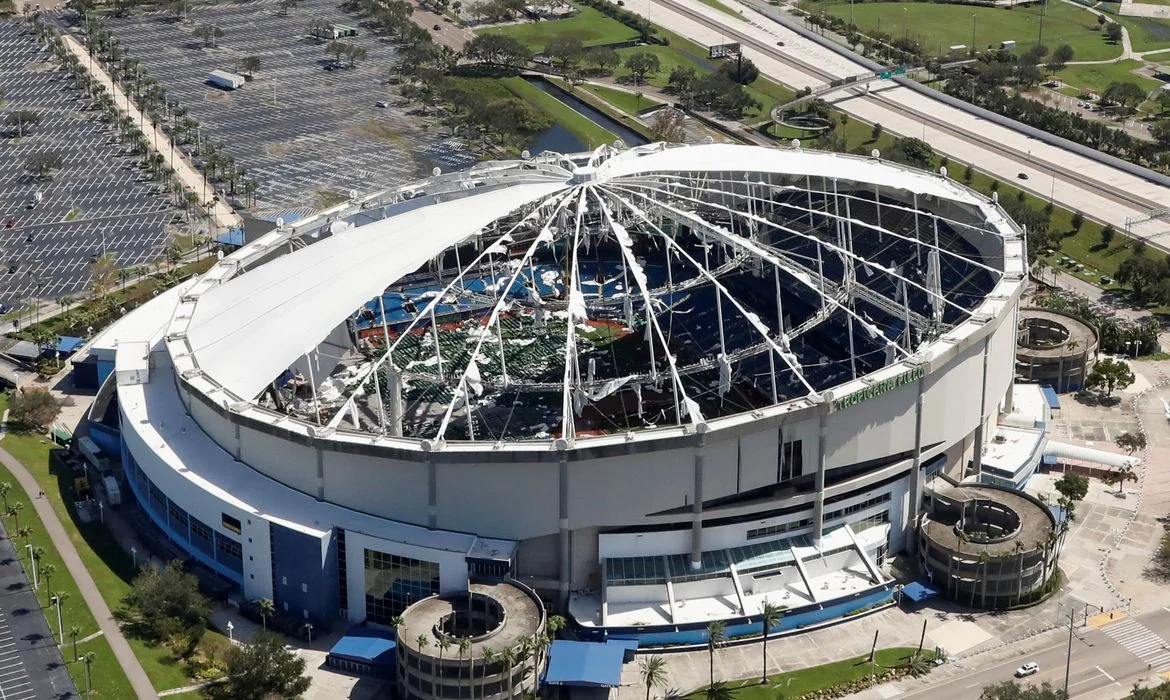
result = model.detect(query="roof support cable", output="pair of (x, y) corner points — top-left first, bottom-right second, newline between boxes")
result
(608, 183), (915, 369)
(601, 186), (820, 400)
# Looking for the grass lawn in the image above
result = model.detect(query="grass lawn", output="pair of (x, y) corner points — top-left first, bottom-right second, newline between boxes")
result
(1116, 14), (1170, 51)
(802, 0), (1122, 61)
(1056, 60), (1162, 96)
(685, 647), (932, 699)
(696, 0), (745, 19)
(1, 428), (222, 693)
(579, 83), (663, 113)
(477, 4), (640, 50)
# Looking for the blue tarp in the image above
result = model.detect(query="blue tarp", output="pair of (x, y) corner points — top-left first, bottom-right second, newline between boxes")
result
(55, 336), (84, 354)
(902, 581), (941, 603)
(1040, 385), (1061, 410)
(544, 640), (624, 687)
(327, 628), (396, 669)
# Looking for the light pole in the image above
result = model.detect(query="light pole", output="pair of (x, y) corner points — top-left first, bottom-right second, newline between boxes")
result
(130, 546), (137, 569)
(226, 620), (234, 642)
(1063, 611), (1075, 697)
(26, 544), (38, 590)
(305, 622), (314, 645)
(51, 595), (63, 644)
(971, 14), (977, 56)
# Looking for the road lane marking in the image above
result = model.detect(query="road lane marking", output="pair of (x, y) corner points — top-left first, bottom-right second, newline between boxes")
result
(1098, 666), (1115, 682)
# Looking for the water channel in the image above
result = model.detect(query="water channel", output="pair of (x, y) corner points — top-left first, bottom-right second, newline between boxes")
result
(524, 77), (650, 155)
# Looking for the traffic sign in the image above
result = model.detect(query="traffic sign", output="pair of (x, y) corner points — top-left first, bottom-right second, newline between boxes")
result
(894, 68), (907, 75)
(879, 71), (891, 79)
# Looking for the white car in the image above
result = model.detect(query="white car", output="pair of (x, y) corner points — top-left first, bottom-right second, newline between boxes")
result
(1015, 662), (1039, 677)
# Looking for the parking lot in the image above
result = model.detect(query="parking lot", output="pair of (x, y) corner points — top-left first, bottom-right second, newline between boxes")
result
(0, 19), (179, 306)
(99, 0), (474, 217)
(0, 524), (77, 699)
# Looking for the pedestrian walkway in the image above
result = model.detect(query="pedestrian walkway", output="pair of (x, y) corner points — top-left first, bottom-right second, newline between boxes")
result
(0, 446), (157, 699)
(55, 34), (242, 235)
(1102, 618), (1170, 672)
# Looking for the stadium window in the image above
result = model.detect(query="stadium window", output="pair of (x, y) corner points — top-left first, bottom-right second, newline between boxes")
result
(778, 439), (803, 482)
(222, 513), (242, 534)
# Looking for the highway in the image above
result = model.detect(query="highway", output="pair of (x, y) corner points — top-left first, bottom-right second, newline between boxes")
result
(899, 608), (1170, 699)
(633, 0), (1170, 239)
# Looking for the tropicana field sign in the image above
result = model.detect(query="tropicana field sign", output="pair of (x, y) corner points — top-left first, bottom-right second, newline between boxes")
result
(831, 366), (926, 412)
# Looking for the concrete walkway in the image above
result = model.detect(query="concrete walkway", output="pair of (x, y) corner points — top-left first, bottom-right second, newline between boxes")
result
(56, 33), (242, 235)
(1061, 0), (1134, 62)
(0, 445), (158, 699)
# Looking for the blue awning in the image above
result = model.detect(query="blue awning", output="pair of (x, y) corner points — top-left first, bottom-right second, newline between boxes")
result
(607, 638), (639, 662)
(544, 640), (624, 687)
(1040, 385), (1060, 410)
(56, 336), (85, 354)
(327, 628), (396, 669)
(902, 581), (941, 603)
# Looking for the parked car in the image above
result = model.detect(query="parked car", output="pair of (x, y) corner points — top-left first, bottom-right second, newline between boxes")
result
(376, 101), (388, 108)
(1015, 662), (1039, 677)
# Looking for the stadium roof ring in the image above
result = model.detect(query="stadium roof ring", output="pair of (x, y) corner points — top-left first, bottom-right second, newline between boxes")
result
(167, 143), (1026, 453)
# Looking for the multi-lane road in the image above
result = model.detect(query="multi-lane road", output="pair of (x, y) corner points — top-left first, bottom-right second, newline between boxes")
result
(633, 0), (1170, 240)
(899, 608), (1170, 699)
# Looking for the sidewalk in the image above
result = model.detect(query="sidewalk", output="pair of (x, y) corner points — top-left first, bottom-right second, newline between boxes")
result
(0, 445), (157, 699)
(56, 33), (242, 234)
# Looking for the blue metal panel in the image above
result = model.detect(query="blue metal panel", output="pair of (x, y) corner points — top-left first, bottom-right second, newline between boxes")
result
(88, 424), (121, 458)
(270, 522), (339, 623)
(96, 360), (115, 386)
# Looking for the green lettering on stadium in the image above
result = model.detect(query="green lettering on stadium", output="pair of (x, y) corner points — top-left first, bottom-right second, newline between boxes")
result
(831, 366), (925, 411)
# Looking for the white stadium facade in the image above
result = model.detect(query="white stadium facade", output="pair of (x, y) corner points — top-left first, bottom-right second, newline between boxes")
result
(82, 143), (1028, 644)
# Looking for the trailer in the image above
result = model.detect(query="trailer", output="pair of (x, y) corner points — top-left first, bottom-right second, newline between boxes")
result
(102, 475), (122, 507)
(77, 436), (109, 473)
(207, 69), (246, 90)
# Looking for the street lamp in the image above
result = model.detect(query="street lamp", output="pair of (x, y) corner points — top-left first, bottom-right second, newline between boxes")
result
(51, 595), (63, 644)
(26, 544), (38, 590)
(226, 620), (234, 642)
(130, 546), (137, 569)
(305, 622), (314, 645)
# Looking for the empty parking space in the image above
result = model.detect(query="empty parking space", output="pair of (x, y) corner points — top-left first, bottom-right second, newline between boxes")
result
(0, 611), (35, 700)
(98, 0), (475, 216)
(0, 18), (178, 306)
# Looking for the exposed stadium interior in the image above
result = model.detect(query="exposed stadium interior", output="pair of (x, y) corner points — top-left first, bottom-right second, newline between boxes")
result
(80, 142), (1041, 647)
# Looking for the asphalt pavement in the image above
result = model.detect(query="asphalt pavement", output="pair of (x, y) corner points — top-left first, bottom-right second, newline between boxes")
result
(0, 523), (77, 699)
(899, 608), (1170, 699)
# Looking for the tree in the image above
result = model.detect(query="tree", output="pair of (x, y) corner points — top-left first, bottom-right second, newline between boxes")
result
(1049, 43), (1074, 72)
(38, 562), (54, 604)
(545, 38), (584, 72)
(871, 122), (883, 141)
(719, 55), (759, 85)
(344, 44), (367, 67)
(24, 151), (63, 179)
(979, 679), (1067, 699)
(706, 681), (734, 700)
(640, 656), (668, 700)
(0, 483), (11, 512)
(1084, 357), (1135, 397)
(760, 600), (783, 683)
(1103, 81), (1146, 113)
(588, 46), (621, 74)
(169, 0), (189, 20)
(239, 55), (261, 77)
(650, 108), (687, 143)
(6, 110), (41, 137)
(706, 620), (726, 690)
(9, 388), (65, 430)
(1070, 211), (1084, 233)
(624, 52), (661, 85)
(194, 24), (224, 48)
(82, 652), (96, 697)
(892, 137), (934, 168)
(207, 631), (312, 700)
(1054, 472), (1088, 521)
(69, 626), (81, 662)
(462, 34), (531, 70)
(122, 560), (210, 648)
(256, 598), (275, 630)
(87, 254), (117, 298)
(1115, 429), (1147, 456)
(1105, 21), (1123, 44)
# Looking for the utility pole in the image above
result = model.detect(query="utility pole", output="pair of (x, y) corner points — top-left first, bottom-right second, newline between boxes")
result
(1064, 611), (1075, 696)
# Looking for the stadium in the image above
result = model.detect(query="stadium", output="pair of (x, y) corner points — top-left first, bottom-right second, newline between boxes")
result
(85, 142), (1027, 643)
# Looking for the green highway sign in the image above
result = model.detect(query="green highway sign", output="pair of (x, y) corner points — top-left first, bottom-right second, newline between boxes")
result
(894, 68), (907, 75)
(879, 71), (891, 79)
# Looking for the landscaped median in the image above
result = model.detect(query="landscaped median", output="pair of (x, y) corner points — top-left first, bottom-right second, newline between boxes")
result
(2, 417), (232, 694)
(684, 647), (936, 699)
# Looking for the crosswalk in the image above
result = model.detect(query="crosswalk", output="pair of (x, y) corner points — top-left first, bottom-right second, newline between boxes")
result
(1104, 618), (1170, 672)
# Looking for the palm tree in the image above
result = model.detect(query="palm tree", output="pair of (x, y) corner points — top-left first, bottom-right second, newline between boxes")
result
(760, 600), (783, 683)
(16, 526), (33, 551)
(69, 625), (81, 661)
(640, 655), (668, 700)
(82, 651), (96, 697)
(40, 563), (55, 606)
(706, 620), (727, 689)
(0, 482), (10, 511)
(500, 646), (518, 699)
(706, 680), (733, 700)
(458, 636), (471, 698)
(417, 633), (429, 655)
(438, 634), (451, 680)
(481, 647), (496, 700)
(257, 598), (275, 630)
(7, 502), (23, 531)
